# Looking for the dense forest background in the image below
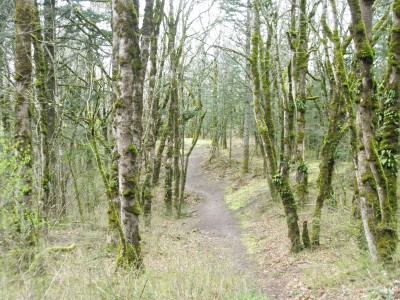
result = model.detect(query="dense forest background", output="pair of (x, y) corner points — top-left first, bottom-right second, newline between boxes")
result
(0, 0), (399, 298)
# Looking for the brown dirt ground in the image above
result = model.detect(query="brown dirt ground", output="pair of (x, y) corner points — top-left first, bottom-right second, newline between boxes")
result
(184, 143), (273, 297)
(183, 140), (400, 300)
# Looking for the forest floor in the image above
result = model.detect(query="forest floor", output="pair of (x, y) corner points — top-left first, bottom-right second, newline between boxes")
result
(184, 142), (268, 295)
(184, 141), (304, 299)
(1, 139), (400, 299)
(193, 139), (400, 300)
(0, 140), (265, 300)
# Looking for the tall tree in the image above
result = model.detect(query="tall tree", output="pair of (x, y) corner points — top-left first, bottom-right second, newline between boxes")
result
(310, 0), (350, 246)
(242, 0), (251, 175)
(14, 0), (35, 244)
(347, 0), (397, 261)
(43, 0), (57, 213)
(112, 0), (143, 267)
(293, 0), (310, 204)
(377, 0), (400, 257)
(251, 0), (302, 252)
(32, 0), (52, 223)
(142, 0), (165, 226)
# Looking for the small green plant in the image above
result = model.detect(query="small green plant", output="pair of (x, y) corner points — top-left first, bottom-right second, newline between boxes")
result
(296, 99), (306, 112)
(383, 89), (396, 106)
(297, 161), (308, 175)
(379, 149), (397, 170)
(272, 174), (282, 185)
(369, 287), (395, 299)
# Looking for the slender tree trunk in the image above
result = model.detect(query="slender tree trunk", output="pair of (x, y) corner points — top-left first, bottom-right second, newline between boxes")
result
(14, 0), (36, 245)
(164, 134), (173, 215)
(164, 3), (182, 214)
(242, 98), (251, 174)
(377, 0), (400, 256)
(67, 139), (84, 222)
(0, 38), (10, 134)
(178, 111), (206, 214)
(108, 144), (120, 245)
(311, 0), (348, 246)
(294, 0), (309, 205)
(32, 0), (52, 224)
(209, 58), (220, 162)
(251, 1), (302, 252)
(43, 0), (56, 139)
(172, 78), (180, 213)
(142, 0), (164, 226)
(259, 14), (278, 199)
(153, 123), (168, 186)
(112, 0), (143, 267)
(43, 0), (57, 213)
(107, 5), (121, 245)
(89, 121), (125, 249)
(220, 118), (228, 149)
(242, 0), (251, 175)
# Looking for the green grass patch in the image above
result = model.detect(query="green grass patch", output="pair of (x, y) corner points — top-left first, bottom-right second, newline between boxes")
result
(226, 179), (268, 211)
(241, 233), (258, 254)
(0, 196), (266, 299)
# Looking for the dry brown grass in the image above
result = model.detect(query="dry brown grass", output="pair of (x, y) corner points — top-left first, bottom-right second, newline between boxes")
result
(212, 139), (400, 299)
(0, 189), (266, 300)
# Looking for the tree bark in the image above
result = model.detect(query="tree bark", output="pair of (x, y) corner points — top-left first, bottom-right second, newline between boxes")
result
(347, 0), (397, 262)
(242, 0), (251, 175)
(142, 0), (164, 226)
(112, 0), (143, 267)
(14, 0), (35, 245)
(294, 0), (309, 205)
(43, 0), (57, 214)
(32, 0), (52, 223)
(311, 0), (349, 246)
(251, 1), (302, 252)
(377, 0), (400, 257)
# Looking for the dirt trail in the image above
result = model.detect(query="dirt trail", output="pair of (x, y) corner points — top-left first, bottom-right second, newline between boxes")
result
(185, 145), (259, 274)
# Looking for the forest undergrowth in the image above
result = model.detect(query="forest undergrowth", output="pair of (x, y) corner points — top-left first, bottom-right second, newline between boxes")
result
(2, 138), (400, 300)
(0, 176), (262, 300)
(205, 139), (400, 299)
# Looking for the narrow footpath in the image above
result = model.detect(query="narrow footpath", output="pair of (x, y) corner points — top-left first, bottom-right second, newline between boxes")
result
(185, 144), (267, 291)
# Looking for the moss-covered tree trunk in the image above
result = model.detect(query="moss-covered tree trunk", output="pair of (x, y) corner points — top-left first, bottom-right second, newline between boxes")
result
(242, 0), (251, 175)
(107, 4), (122, 245)
(153, 123), (168, 186)
(164, 2), (183, 215)
(164, 133), (173, 215)
(242, 98), (251, 174)
(112, 0), (142, 267)
(43, 0), (57, 213)
(149, 39), (169, 189)
(107, 144), (121, 245)
(66, 137), (84, 221)
(171, 76), (181, 214)
(43, 0), (56, 139)
(142, 0), (164, 226)
(347, 0), (397, 262)
(251, 1), (302, 252)
(178, 110), (206, 215)
(136, 0), (156, 226)
(310, 0), (349, 246)
(14, 0), (36, 245)
(258, 13), (278, 200)
(293, 0), (309, 206)
(220, 117), (228, 149)
(377, 0), (400, 253)
(32, 0), (52, 223)
(209, 58), (220, 162)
